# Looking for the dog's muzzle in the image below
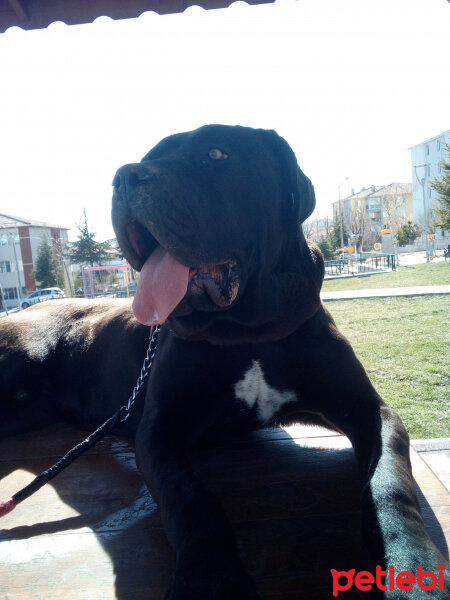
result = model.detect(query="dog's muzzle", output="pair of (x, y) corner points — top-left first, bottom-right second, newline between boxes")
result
(112, 164), (240, 326)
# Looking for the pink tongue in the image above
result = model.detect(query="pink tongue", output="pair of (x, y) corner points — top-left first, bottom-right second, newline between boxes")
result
(132, 245), (190, 325)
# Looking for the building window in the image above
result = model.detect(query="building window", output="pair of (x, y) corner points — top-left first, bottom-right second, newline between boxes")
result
(437, 140), (441, 151)
(426, 144), (430, 155)
(0, 232), (19, 245)
(3, 287), (18, 300)
(427, 165), (431, 176)
(396, 196), (405, 204)
(396, 209), (406, 217)
(428, 186), (432, 198)
(367, 198), (381, 210)
(0, 261), (12, 273)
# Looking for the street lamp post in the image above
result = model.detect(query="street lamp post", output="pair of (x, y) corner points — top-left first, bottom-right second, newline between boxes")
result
(338, 177), (349, 250)
(0, 225), (23, 308)
(0, 281), (8, 315)
(414, 164), (430, 263)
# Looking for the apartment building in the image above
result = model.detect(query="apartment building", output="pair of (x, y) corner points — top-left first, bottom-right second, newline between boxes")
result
(331, 183), (413, 249)
(0, 213), (71, 310)
(409, 130), (449, 240)
(409, 130), (449, 227)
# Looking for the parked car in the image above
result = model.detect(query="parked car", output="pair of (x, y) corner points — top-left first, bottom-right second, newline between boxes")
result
(21, 288), (65, 309)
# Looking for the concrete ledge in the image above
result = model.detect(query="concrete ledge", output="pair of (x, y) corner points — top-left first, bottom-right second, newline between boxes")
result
(411, 438), (450, 452)
(321, 285), (450, 301)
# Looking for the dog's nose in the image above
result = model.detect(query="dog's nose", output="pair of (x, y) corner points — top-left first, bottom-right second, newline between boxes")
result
(112, 163), (155, 190)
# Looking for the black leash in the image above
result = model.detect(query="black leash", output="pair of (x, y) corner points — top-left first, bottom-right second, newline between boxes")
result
(0, 325), (160, 519)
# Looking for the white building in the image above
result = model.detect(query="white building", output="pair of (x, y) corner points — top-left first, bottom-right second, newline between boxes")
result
(409, 130), (450, 241)
(0, 213), (72, 310)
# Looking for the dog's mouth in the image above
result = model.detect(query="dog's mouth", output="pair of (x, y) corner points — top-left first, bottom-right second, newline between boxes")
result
(124, 220), (240, 326)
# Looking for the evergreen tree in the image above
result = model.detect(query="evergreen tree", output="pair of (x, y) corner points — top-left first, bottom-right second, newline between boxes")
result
(316, 235), (334, 260)
(328, 215), (350, 252)
(431, 144), (450, 231)
(34, 236), (58, 287)
(395, 221), (422, 247)
(67, 211), (113, 267)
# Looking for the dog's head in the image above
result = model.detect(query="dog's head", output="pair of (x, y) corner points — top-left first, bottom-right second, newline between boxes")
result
(112, 125), (323, 344)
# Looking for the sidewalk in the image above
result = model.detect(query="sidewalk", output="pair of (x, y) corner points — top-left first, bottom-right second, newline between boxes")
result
(321, 285), (450, 302)
(2, 285), (450, 315)
(397, 251), (448, 266)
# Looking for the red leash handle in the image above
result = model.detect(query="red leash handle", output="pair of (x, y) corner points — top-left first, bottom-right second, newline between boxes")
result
(0, 409), (122, 519)
(0, 497), (16, 517)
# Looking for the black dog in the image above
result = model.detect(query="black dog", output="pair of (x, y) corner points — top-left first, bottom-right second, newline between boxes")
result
(0, 125), (447, 599)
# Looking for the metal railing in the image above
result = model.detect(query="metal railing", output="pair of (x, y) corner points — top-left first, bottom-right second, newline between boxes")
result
(76, 288), (137, 299)
(324, 253), (396, 278)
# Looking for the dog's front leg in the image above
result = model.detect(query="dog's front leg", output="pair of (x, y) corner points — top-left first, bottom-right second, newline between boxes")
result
(135, 413), (260, 600)
(325, 398), (449, 599)
(295, 315), (449, 598)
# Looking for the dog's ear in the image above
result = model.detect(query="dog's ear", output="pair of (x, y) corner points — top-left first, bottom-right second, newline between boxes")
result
(262, 129), (316, 224)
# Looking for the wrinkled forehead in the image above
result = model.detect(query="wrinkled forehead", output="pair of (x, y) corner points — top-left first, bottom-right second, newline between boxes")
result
(140, 125), (272, 163)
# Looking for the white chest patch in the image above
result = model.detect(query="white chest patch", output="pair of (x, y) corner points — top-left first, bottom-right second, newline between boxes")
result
(234, 360), (297, 424)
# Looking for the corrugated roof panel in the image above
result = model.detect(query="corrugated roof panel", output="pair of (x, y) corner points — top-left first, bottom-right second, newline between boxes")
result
(0, 0), (275, 34)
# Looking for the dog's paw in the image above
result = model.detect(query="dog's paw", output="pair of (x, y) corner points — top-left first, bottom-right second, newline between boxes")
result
(165, 557), (261, 600)
(374, 547), (449, 600)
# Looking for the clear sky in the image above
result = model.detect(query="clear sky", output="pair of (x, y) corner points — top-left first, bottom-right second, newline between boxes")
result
(0, 0), (448, 241)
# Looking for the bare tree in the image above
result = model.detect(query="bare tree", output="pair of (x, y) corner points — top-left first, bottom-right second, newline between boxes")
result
(52, 237), (73, 295)
(350, 205), (366, 252)
(381, 193), (409, 235)
(302, 218), (314, 239)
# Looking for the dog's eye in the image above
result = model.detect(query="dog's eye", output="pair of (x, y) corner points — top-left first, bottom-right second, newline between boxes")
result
(208, 148), (228, 160)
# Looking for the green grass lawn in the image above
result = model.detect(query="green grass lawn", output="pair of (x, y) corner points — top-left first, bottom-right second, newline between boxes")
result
(322, 261), (450, 292)
(327, 295), (450, 439)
